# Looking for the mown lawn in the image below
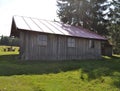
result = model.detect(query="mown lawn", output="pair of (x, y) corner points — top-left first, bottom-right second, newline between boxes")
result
(0, 46), (120, 91)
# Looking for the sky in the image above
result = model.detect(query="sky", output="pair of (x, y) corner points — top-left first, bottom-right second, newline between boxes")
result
(0, 0), (58, 36)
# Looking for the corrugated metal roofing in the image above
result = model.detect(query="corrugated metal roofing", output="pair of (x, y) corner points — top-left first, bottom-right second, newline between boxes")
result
(12, 15), (106, 40)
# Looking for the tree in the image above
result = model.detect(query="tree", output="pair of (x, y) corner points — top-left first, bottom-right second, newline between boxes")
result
(10, 37), (19, 46)
(0, 36), (9, 45)
(0, 36), (19, 46)
(57, 0), (120, 54)
(107, 0), (120, 54)
(57, 0), (109, 35)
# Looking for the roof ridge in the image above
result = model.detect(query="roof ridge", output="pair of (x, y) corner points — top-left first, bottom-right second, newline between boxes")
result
(13, 15), (60, 23)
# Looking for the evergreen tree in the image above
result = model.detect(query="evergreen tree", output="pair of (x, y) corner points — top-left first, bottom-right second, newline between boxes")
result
(57, 0), (120, 54)
(57, 0), (109, 35)
(107, 0), (120, 54)
(0, 36), (19, 46)
(0, 36), (9, 45)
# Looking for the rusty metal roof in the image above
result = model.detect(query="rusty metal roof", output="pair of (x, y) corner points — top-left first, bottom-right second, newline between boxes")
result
(11, 15), (107, 40)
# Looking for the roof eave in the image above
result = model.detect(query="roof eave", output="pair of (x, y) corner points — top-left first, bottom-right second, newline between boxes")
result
(10, 17), (19, 37)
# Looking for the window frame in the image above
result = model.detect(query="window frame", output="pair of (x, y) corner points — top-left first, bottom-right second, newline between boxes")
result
(89, 40), (95, 48)
(67, 37), (76, 48)
(38, 34), (47, 46)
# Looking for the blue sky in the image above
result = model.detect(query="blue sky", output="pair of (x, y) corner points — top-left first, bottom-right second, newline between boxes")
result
(0, 0), (58, 36)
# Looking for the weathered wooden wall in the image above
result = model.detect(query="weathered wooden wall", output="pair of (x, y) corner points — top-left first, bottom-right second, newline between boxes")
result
(19, 31), (101, 60)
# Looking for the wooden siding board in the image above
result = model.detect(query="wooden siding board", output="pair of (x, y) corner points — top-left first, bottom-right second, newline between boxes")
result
(53, 35), (58, 60)
(59, 36), (65, 60)
(51, 35), (56, 60)
(31, 33), (35, 60)
(78, 38), (82, 59)
(20, 32), (24, 60)
(78, 38), (81, 59)
(32, 33), (35, 60)
(25, 32), (29, 60)
(32, 32), (38, 60)
(19, 31), (102, 60)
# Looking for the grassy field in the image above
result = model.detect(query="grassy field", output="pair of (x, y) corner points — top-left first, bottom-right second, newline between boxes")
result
(0, 46), (120, 91)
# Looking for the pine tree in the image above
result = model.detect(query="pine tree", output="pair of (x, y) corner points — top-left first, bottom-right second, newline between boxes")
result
(108, 0), (120, 54)
(57, 0), (109, 35)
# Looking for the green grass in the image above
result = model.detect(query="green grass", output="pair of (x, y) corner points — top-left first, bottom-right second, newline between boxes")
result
(0, 46), (120, 91)
(0, 46), (19, 55)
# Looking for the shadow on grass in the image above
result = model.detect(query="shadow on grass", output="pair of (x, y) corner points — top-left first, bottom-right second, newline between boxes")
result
(111, 55), (120, 59)
(0, 54), (120, 88)
(0, 54), (19, 61)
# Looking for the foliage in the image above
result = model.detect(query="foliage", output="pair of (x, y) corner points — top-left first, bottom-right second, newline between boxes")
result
(0, 36), (19, 46)
(0, 36), (9, 45)
(107, 0), (120, 54)
(0, 46), (120, 91)
(57, 0), (109, 35)
(57, 0), (120, 54)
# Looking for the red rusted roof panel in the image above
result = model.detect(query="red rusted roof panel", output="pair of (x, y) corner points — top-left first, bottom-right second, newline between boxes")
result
(13, 16), (106, 40)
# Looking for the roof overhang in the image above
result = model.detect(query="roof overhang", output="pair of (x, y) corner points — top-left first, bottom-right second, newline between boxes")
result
(10, 18), (19, 37)
(10, 15), (107, 41)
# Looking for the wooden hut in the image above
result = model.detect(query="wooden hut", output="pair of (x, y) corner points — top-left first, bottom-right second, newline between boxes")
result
(101, 40), (113, 56)
(10, 16), (107, 60)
